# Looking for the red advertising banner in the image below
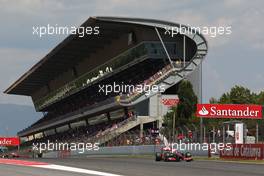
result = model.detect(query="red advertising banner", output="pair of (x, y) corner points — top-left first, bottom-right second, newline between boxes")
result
(220, 144), (264, 160)
(0, 137), (20, 146)
(196, 104), (263, 119)
(161, 98), (179, 106)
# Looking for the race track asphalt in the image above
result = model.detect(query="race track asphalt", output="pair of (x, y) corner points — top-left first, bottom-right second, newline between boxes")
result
(0, 157), (264, 176)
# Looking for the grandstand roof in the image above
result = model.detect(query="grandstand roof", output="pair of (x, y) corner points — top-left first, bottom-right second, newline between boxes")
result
(4, 16), (207, 96)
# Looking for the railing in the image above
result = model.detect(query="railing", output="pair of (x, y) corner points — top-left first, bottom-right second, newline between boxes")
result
(118, 60), (191, 105)
(34, 42), (148, 110)
(34, 41), (179, 111)
(119, 63), (174, 104)
(18, 97), (118, 135)
(89, 116), (138, 144)
(88, 116), (158, 145)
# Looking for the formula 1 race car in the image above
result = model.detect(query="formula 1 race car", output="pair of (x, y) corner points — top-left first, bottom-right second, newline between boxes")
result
(0, 147), (19, 158)
(0, 152), (19, 158)
(155, 147), (193, 162)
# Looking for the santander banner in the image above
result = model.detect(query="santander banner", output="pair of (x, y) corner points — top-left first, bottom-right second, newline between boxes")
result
(0, 137), (20, 146)
(196, 104), (262, 119)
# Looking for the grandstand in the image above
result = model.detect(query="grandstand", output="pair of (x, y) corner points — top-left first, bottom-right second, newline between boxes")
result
(4, 17), (208, 146)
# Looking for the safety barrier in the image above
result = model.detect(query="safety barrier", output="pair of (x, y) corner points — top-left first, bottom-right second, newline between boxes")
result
(42, 144), (209, 158)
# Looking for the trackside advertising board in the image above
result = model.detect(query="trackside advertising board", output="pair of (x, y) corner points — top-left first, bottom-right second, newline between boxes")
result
(0, 137), (20, 146)
(235, 123), (244, 144)
(220, 144), (264, 160)
(161, 95), (179, 107)
(196, 104), (262, 119)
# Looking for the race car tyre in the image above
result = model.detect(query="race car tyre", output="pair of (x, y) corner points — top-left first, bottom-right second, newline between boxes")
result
(155, 152), (161, 161)
(175, 154), (181, 162)
(185, 152), (193, 162)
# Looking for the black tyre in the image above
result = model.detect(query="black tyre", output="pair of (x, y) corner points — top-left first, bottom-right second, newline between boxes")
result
(175, 154), (181, 162)
(185, 152), (193, 162)
(155, 152), (161, 161)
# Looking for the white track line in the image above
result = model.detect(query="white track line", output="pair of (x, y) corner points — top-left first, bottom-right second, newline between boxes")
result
(33, 164), (124, 176)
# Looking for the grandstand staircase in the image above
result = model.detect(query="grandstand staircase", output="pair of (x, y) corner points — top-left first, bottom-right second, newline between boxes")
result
(92, 116), (156, 145)
(119, 50), (207, 106)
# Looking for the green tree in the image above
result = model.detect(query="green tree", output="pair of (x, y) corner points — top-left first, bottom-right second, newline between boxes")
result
(162, 80), (198, 139)
(257, 91), (264, 105)
(219, 93), (230, 104)
(229, 85), (255, 104)
(177, 80), (198, 120)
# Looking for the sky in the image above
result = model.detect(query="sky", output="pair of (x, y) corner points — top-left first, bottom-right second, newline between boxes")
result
(0, 0), (263, 106)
